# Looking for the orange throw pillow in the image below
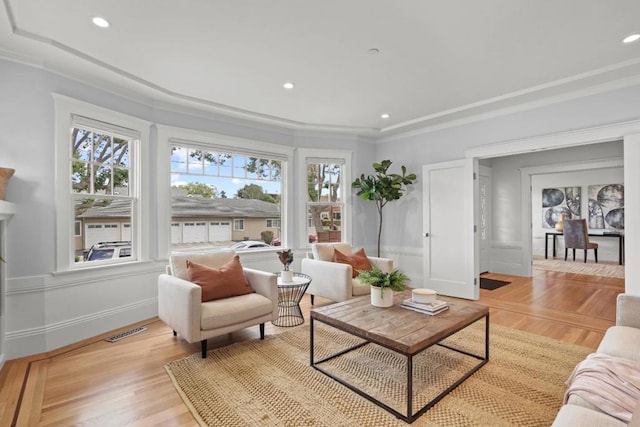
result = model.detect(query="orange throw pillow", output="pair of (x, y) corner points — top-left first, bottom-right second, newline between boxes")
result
(185, 256), (254, 302)
(333, 248), (373, 278)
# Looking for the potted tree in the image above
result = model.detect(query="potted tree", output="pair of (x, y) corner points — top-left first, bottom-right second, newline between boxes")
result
(352, 160), (416, 257)
(357, 267), (410, 307)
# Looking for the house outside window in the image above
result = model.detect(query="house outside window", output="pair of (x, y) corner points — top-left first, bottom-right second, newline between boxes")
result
(233, 219), (245, 231)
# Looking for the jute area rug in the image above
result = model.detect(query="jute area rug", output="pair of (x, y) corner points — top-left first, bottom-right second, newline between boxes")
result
(533, 257), (624, 278)
(165, 322), (591, 426)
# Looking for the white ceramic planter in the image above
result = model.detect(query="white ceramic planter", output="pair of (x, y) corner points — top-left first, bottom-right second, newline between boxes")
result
(370, 286), (394, 307)
(281, 270), (294, 283)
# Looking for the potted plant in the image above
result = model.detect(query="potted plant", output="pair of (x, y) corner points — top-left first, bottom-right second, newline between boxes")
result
(357, 266), (410, 307)
(277, 249), (294, 282)
(352, 160), (417, 257)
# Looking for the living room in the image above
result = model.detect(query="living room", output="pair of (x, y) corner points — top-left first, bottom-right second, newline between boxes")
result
(1, 2), (640, 425)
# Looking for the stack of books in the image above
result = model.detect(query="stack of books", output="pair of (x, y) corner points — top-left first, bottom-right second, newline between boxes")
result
(400, 298), (449, 315)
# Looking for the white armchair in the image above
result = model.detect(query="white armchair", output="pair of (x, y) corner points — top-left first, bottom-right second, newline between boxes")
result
(301, 242), (393, 304)
(158, 250), (278, 358)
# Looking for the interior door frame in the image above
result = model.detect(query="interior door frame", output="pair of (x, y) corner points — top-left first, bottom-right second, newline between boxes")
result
(466, 119), (640, 290)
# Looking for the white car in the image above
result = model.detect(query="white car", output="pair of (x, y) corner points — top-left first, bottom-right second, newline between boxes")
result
(229, 240), (271, 250)
(85, 241), (132, 261)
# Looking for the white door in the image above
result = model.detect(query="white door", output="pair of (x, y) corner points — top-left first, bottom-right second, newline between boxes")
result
(85, 223), (120, 247)
(171, 223), (182, 244)
(183, 222), (207, 243)
(209, 221), (231, 241)
(422, 159), (479, 300)
(479, 166), (492, 273)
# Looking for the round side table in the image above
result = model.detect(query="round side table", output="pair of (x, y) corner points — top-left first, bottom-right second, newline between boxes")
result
(272, 272), (311, 327)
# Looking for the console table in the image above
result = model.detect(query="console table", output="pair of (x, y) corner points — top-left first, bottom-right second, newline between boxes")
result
(544, 231), (624, 265)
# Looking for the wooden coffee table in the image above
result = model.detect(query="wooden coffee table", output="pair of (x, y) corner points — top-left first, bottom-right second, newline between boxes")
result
(310, 289), (489, 423)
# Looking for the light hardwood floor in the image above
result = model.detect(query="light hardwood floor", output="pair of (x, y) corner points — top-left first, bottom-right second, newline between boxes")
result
(0, 268), (624, 426)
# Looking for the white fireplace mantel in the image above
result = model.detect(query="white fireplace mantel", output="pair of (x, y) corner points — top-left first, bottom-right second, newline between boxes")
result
(0, 200), (16, 220)
(0, 199), (14, 367)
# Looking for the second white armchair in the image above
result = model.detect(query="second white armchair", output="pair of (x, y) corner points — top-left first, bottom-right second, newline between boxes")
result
(301, 242), (393, 304)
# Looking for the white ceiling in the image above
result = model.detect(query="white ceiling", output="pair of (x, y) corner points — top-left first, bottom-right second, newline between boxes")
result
(2, 0), (640, 138)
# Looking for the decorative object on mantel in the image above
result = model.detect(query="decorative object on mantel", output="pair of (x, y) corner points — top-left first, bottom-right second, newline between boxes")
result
(352, 160), (417, 257)
(277, 249), (294, 283)
(0, 167), (15, 201)
(357, 266), (409, 307)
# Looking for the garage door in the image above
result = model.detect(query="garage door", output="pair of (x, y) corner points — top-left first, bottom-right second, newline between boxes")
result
(183, 222), (207, 243)
(209, 221), (231, 242)
(85, 223), (120, 247)
(171, 223), (182, 244)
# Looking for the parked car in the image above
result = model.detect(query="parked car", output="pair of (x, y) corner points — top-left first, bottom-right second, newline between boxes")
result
(85, 241), (132, 261)
(229, 240), (271, 250)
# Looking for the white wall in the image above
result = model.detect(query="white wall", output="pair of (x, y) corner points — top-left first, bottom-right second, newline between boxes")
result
(531, 167), (624, 261)
(0, 59), (370, 360)
(4, 53), (640, 359)
(373, 84), (638, 284)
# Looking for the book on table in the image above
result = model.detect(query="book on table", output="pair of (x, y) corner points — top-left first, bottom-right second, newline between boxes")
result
(400, 298), (449, 315)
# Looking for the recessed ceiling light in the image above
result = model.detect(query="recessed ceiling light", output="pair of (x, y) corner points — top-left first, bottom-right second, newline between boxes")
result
(92, 16), (110, 28)
(623, 33), (640, 44)
(283, 81), (295, 90)
(380, 113), (390, 119)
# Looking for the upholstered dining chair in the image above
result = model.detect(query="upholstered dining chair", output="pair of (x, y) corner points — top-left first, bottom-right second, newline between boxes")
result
(158, 250), (278, 358)
(563, 219), (598, 263)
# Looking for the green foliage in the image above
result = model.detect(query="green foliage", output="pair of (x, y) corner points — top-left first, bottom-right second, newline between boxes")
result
(357, 267), (410, 296)
(236, 184), (276, 203)
(352, 160), (417, 256)
(182, 182), (215, 198)
(260, 230), (274, 244)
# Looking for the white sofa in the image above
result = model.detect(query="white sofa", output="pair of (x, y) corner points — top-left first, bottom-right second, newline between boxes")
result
(301, 242), (393, 304)
(158, 250), (278, 358)
(553, 294), (640, 426)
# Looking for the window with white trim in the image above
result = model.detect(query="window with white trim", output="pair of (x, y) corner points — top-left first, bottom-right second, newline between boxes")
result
(297, 149), (351, 247)
(54, 95), (149, 271)
(169, 142), (284, 250)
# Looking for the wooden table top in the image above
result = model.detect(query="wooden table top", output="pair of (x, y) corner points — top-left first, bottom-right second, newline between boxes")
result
(311, 289), (489, 355)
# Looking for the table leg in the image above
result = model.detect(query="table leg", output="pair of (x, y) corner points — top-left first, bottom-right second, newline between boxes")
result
(309, 317), (314, 366)
(545, 233), (548, 259)
(553, 235), (557, 258)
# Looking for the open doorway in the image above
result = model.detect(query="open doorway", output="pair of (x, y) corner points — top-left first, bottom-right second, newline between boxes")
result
(474, 140), (624, 277)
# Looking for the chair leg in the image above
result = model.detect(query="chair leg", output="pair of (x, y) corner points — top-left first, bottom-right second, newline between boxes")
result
(173, 330), (177, 336)
(572, 248), (576, 261)
(595, 248), (598, 263)
(564, 248), (568, 261)
(310, 294), (315, 305)
(584, 250), (587, 263)
(201, 340), (207, 358)
(259, 323), (265, 340)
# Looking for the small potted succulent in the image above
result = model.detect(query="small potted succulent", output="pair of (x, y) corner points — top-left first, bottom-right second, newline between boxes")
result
(277, 249), (294, 282)
(357, 266), (410, 307)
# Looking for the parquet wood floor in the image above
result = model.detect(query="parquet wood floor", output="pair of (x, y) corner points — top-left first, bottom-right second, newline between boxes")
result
(0, 269), (624, 425)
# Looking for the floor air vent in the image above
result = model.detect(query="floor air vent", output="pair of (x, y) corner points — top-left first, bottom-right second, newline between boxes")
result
(105, 326), (147, 343)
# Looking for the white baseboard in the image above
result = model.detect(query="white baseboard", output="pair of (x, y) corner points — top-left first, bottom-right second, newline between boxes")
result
(6, 298), (157, 360)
